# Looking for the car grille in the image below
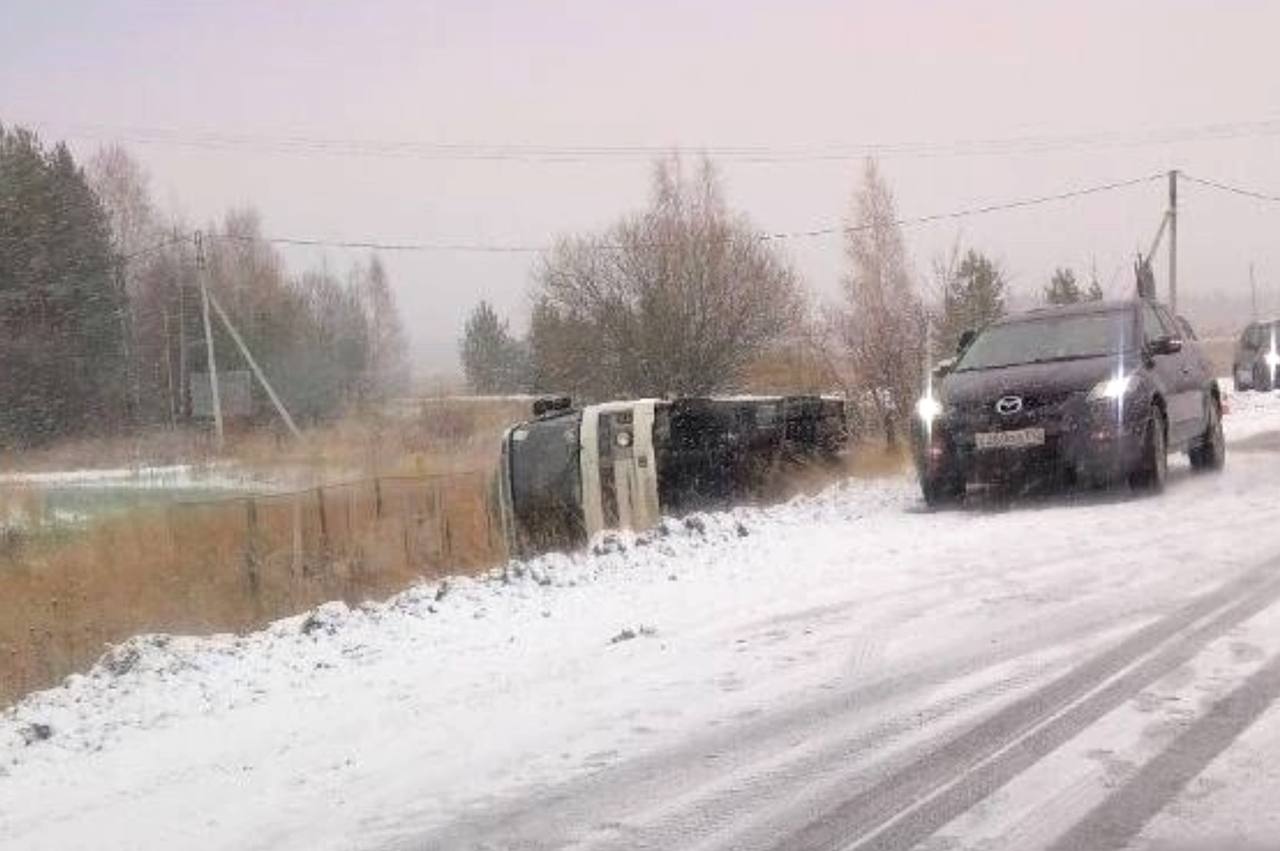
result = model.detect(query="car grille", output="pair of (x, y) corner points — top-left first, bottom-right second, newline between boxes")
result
(949, 390), (1080, 431)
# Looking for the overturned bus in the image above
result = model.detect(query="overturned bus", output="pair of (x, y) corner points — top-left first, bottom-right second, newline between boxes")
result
(496, 395), (849, 556)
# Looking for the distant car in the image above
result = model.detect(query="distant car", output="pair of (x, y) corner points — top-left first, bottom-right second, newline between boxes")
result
(912, 298), (1225, 505)
(1232, 319), (1280, 391)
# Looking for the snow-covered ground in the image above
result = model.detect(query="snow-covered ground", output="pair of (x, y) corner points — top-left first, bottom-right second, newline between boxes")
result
(0, 462), (284, 491)
(0, 462), (326, 533)
(4, 384), (1280, 851)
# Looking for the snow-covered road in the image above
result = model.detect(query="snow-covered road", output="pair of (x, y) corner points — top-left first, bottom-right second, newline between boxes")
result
(4, 389), (1280, 851)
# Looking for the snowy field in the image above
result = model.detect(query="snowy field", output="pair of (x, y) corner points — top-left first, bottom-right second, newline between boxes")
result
(4, 384), (1280, 850)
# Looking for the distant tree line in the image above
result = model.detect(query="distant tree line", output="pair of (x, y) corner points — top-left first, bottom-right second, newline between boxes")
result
(0, 123), (409, 448)
(458, 155), (929, 444)
(458, 152), (1130, 446)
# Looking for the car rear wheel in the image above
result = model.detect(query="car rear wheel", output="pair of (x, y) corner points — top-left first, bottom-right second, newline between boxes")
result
(1189, 397), (1225, 472)
(1129, 409), (1167, 493)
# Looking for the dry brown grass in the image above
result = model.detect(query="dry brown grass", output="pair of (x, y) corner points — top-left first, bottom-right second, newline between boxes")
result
(1, 396), (534, 479)
(223, 398), (529, 480)
(0, 427), (217, 477)
(0, 396), (538, 707)
(0, 471), (505, 706)
(743, 344), (845, 396)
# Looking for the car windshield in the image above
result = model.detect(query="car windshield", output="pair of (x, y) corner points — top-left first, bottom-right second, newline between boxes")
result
(955, 311), (1132, 371)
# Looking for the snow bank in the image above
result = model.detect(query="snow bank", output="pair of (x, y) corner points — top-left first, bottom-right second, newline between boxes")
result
(0, 462), (282, 493)
(0, 478), (907, 770)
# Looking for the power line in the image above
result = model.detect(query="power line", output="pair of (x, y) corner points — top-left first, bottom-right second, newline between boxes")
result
(26, 117), (1280, 164)
(211, 232), (542, 254)
(198, 172), (1162, 255)
(120, 233), (192, 263)
(761, 174), (1164, 240)
(1182, 173), (1280, 204)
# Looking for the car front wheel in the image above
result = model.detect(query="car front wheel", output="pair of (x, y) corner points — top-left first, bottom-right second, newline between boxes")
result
(1129, 409), (1167, 493)
(921, 467), (964, 508)
(1189, 397), (1226, 472)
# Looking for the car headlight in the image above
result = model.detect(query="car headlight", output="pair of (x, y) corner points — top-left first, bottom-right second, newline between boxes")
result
(916, 395), (944, 423)
(1088, 374), (1133, 401)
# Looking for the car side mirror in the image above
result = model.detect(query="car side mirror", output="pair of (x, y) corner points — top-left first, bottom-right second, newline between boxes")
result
(1150, 335), (1183, 356)
(956, 329), (977, 353)
(934, 357), (956, 377)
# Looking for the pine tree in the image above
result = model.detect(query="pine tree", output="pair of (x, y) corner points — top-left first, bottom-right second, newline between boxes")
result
(934, 249), (1006, 355)
(461, 300), (527, 393)
(0, 125), (128, 446)
(1044, 267), (1083, 305)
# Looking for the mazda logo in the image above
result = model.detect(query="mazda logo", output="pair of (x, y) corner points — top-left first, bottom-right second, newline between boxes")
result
(995, 395), (1023, 415)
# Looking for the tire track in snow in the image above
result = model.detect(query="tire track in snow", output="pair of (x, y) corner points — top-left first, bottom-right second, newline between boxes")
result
(403, 597), (1165, 850)
(1045, 649), (1280, 851)
(403, 498), (1280, 851)
(776, 555), (1280, 851)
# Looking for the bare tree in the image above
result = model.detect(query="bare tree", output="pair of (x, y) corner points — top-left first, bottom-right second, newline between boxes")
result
(530, 154), (801, 400)
(840, 159), (926, 445)
(361, 255), (410, 398)
(86, 145), (163, 422)
(86, 144), (156, 265)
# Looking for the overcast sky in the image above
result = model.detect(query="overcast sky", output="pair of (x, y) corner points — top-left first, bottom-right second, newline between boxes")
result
(5, 1), (1280, 374)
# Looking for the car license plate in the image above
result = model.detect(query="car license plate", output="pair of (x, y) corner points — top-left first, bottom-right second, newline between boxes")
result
(975, 428), (1045, 450)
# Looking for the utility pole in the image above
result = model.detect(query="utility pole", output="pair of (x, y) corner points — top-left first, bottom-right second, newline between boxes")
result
(162, 303), (176, 428)
(205, 286), (302, 439)
(177, 229), (187, 420)
(1251, 263), (1258, 322)
(1168, 169), (1178, 315)
(195, 230), (224, 450)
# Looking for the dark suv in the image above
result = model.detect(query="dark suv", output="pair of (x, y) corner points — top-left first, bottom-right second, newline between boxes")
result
(1232, 319), (1280, 391)
(913, 299), (1225, 505)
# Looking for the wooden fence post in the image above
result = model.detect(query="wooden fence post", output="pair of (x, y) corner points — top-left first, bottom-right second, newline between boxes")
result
(291, 497), (302, 580)
(244, 498), (261, 602)
(433, 483), (446, 564)
(316, 486), (330, 579)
